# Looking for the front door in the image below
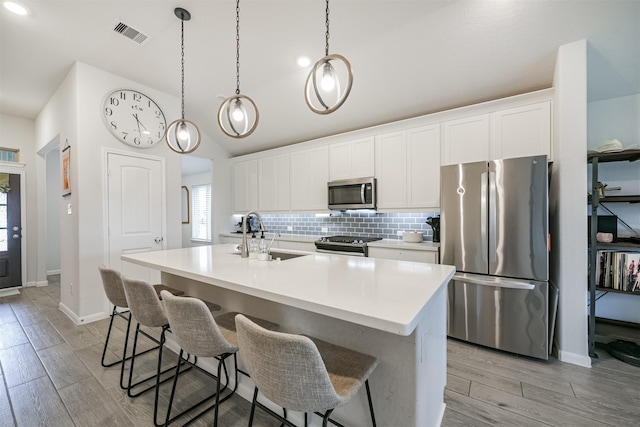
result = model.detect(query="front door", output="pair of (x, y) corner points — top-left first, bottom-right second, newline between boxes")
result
(0, 173), (22, 289)
(107, 152), (164, 283)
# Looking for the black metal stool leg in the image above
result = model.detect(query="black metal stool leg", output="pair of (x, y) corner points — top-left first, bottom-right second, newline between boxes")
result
(248, 387), (259, 427)
(365, 380), (377, 427)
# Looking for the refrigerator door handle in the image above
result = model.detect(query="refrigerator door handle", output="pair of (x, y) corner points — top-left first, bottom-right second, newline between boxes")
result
(480, 171), (488, 263)
(453, 273), (536, 290)
(488, 170), (497, 265)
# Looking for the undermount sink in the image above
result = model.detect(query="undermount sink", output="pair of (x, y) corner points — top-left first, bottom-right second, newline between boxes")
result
(268, 251), (308, 261)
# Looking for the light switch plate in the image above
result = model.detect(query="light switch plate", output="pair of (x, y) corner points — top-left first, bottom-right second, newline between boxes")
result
(67, 204), (72, 214)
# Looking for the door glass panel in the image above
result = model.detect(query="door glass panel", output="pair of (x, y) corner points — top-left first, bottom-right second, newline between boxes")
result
(0, 192), (6, 204)
(0, 229), (6, 252)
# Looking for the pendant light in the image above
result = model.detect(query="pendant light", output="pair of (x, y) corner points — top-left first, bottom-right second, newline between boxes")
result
(304, 0), (353, 115)
(218, 0), (259, 138)
(166, 7), (201, 154)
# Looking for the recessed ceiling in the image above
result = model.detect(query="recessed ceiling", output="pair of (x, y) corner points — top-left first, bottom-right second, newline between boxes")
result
(1, 0), (638, 157)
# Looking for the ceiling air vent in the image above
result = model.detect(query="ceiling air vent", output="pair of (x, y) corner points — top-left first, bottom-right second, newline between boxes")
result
(112, 21), (150, 45)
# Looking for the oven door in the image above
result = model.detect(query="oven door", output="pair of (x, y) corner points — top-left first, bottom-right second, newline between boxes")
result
(316, 248), (366, 257)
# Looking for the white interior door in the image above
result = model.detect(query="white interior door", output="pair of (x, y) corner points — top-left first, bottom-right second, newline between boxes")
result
(107, 152), (164, 283)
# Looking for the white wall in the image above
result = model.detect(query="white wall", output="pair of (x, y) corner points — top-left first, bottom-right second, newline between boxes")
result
(181, 171), (213, 248)
(34, 61), (232, 322)
(587, 94), (640, 323)
(551, 39), (591, 367)
(45, 142), (61, 274)
(0, 113), (39, 286)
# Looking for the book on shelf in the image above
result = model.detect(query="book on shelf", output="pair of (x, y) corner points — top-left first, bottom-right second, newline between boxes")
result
(596, 250), (640, 292)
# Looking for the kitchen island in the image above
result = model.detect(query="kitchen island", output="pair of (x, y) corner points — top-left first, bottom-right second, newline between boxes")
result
(122, 244), (455, 427)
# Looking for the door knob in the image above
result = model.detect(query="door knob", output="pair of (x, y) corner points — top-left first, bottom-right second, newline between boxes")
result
(12, 234), (20, 239)
(12, 226), (19, 231)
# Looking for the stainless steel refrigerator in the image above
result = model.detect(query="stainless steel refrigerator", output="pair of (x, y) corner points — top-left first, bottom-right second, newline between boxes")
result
(441, 155), (553, 360)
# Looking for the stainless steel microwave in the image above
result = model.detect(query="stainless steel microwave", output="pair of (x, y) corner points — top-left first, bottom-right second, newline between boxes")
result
(327, 177), (376, 210)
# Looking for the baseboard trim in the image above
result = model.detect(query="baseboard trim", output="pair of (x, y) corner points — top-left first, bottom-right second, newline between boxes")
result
(557, 349), (592, 368)
(58, 302), (109, 326)
(36, 280), (48, 287)
(46, 269), (61, 275)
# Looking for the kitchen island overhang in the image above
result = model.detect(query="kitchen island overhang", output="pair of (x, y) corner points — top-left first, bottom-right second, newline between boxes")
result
(122, 244), (455, 427)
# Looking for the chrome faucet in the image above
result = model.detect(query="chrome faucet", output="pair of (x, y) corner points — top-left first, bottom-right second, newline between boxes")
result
(241, 211), (265, 258)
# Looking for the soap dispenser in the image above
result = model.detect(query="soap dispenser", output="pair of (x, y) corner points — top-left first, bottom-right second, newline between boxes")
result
(258, 232), (268, 261)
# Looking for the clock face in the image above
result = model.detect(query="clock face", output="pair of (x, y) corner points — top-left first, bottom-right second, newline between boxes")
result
(102, 89), (167, 148)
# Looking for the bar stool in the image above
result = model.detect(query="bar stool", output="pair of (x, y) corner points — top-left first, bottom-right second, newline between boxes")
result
(235, 314), (378, 427)
(160, 291), (279, 427)
(121, 277), (197, 427)
(98, 266), (187, 389)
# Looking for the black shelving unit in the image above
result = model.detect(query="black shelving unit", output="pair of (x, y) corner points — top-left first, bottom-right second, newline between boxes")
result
(587, 149), (640, 358)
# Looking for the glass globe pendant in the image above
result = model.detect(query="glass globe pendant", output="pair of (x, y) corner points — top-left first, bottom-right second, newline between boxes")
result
(166, 7), (201, 154)
(304, 0), (353, 114)
(218, 0), (259, 139)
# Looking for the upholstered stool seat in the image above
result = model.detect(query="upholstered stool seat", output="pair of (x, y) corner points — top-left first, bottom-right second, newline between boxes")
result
(160, 291), (279, 427)
(235, 314), (378, 427)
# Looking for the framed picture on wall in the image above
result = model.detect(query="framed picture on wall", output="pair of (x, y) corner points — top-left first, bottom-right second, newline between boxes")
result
(62, 145), (71, 197)
(181, 186), (190, 224)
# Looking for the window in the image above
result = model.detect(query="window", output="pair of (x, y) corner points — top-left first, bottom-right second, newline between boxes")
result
(0, 148), (19, 162)
(191, 184), (211, 242)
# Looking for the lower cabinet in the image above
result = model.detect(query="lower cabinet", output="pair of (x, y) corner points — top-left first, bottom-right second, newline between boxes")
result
(220, 235), (242, 245)
(368, 247), (439, 264)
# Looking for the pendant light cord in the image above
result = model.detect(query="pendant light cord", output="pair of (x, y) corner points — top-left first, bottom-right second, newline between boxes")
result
(180, 14), (185, 120)
(325, 0), (330, 56)
(235, 0), (241, 95)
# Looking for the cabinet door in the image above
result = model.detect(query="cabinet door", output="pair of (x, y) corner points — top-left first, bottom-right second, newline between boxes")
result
(258, 154), (290, 212)
(493, 101), (551, 160)
(329, 137), (374, 181)
(376, 131), (408, 209)
(351, 137), (375, 178)
(232, 160), (258, 213)
(441, 114), (490, 165)
(408, 125), (441, 208)
(369, 247), (439, 264)
(291, 146), (329, 211)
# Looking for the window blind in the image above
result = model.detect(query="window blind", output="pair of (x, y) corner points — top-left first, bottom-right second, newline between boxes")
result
(191, 184), (211, 241)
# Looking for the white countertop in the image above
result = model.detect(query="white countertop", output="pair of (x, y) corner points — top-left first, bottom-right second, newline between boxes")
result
(122, 244), (454, 336)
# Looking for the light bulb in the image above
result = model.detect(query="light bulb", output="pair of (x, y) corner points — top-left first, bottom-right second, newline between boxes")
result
(176, 121), (191, 149)
(232, 100), (245, 122)
(321, 62), (336, 92)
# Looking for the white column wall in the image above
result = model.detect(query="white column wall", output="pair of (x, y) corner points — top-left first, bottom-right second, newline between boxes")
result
(551, 39), (590, 367)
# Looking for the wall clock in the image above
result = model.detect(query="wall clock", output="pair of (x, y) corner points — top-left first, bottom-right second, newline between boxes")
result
(102, 89), (167, 148)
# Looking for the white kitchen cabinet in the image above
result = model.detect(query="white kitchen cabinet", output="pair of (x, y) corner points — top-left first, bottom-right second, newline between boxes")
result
(329, 137), (375, 181)
(368, 247), (439, 264)
(232, 159), (258, 213)
(408, 125), (440, 207)
(376, 131), (407, 208)
(441, 114), (491, 165)
(376, 125), (441, 209)
(258, 154), (290, 212)
(291, 146), (329, 211)
(492, 101), (552, 160)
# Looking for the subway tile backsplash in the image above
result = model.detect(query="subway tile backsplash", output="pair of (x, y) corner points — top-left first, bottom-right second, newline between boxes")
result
(253, 211), (440, 241)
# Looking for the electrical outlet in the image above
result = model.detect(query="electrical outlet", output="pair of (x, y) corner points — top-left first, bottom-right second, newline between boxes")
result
(69, 282), (73, 295)
(287, 226), (293, 231)
(321, 227), (328, 233)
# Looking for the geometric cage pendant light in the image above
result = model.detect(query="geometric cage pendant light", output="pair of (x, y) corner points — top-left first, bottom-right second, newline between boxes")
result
(166, 7), (201, 154)
(304, 0), (353, 115)
(218, 0), (259, 138)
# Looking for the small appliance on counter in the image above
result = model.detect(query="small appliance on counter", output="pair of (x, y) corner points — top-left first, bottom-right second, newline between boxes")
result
(235, 214), (261, 233)
(425, 216), (440, 243)
(402, 231), (423, 243)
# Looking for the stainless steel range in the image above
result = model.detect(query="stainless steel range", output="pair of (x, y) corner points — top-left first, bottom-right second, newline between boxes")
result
(315, 235), (382, 257)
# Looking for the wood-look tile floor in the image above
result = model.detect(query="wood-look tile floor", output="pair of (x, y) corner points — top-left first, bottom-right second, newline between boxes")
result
(0, 276), (638, 426)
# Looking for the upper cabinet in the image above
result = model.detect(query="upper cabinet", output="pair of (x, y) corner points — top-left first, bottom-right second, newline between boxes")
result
(232, 159), (258, 213)
(329, 137), (375, 181)
(492, 101), (552, 161)
(441, 101), (552, 166)
(291, 146), (329, 211)
(441, 114), (491, 166)
(375, 125), (441, 210)
(258, 154), (290, 212)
